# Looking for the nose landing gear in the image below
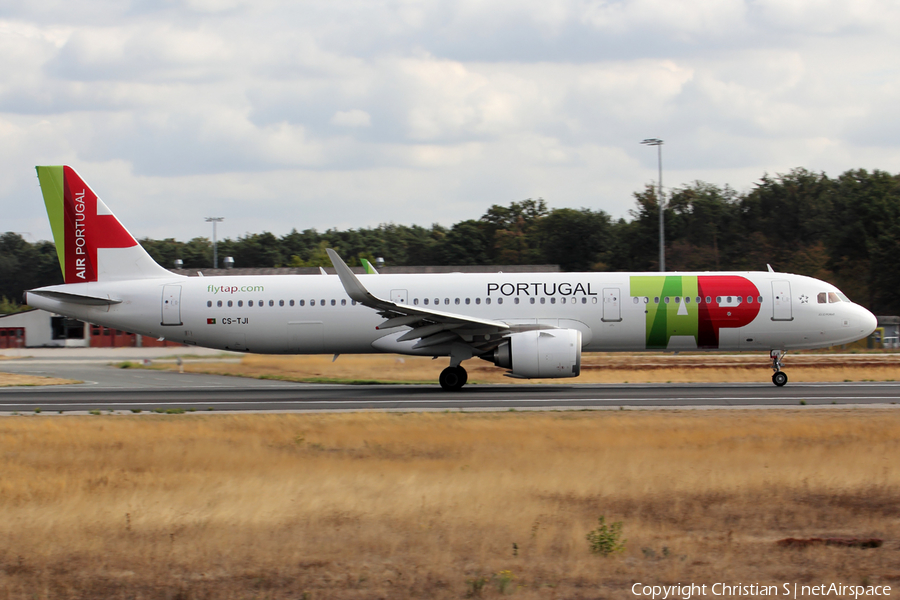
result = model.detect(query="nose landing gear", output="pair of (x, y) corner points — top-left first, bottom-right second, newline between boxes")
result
(770, 350), (788, 386)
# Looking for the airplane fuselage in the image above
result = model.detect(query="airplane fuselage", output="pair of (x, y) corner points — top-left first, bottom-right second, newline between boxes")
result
(26, 270), (875, 356)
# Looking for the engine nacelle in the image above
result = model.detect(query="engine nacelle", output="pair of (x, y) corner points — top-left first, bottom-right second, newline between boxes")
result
(491, 329), (582, 378)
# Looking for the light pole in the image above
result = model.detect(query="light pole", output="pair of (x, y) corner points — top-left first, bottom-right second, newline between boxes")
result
(205, 217), (224, 269)
(641, 138), (665, 272)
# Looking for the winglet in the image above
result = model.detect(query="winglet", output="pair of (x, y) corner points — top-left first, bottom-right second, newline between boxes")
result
(327, 248), (376, 304)
(767, 264), (775, 273)
(361, 258), (379, 274)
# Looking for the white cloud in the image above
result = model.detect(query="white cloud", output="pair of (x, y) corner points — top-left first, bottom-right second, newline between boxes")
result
(331, 109), (371, 127)
(2, 0), (900, 243)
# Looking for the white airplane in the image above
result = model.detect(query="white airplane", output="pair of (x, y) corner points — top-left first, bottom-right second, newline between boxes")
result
(25, 166), (877, 390)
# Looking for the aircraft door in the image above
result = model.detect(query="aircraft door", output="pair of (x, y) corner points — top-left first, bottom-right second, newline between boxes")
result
(391, 289), (408, 304)
(161, 285), (183, 326)
(601, 288), (622, 322)
(771, 280), (793, 321)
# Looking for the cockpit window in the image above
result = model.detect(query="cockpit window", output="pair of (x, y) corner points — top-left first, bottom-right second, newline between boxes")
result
(819, 291), (848, 303)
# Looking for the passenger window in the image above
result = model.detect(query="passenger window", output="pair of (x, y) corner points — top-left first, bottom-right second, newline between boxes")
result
(531, 298), (536, 304)
(486, 298), (492, 305)
(227, 300), (233, 307)
(424, 298), (429, 305)
(475, 298), (481, 305)
(445, 298), (450, 305)
(592, 297), (598, 304)
(664, 297), (670, 304)
(746, 296), (752, 304)
(716, 296), (722, 303)
(817, 292), (827, 304)
(465, 298), (471, 305)
(633, 297), (639, 304)
(828, 292), (840, 303)
(320, 299), (325, 306)
(207, 301), (212, 307)
(455, 298), (460, 305)
(238, 300), (243, 307)
(654, 297), (660, 304)
(310, 300), (315, 306)
(674, 297), (680, 304)
(259, 299), (264, 306)
(299, 300), (305, 306)
(498, 298), (503, 305)
(684, 296), (690, 304)
(540, 298), (546, 304)
(514, 298), (520, 304)
(331, 299), (336, 306)
(582, 297), (587, 304)
(550, 297), (556, 304)
(726, 296), (732, 303)
(217, 300), (222, 307)
(735, 296), (741, 304)
(290, 300), (295, 307)
(434, 298), (439, 305)
(758, 296), (763, 303)
(248, 300), (254, 307)
(279, 300), (284, 307)
(414, 298), (419, 305)
(341, 299), (346, 306)
(705, 296), (711, 304)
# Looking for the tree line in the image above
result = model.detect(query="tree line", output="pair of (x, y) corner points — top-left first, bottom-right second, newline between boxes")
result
(3, 167), (900, 314)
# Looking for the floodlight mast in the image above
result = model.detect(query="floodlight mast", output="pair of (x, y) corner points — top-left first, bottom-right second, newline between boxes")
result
(205, 217), (224, 269)
(640, 138), (665, 272)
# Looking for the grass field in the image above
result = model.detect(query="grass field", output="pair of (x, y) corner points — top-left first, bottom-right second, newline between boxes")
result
(1, 410), (899, 598)
(135, 352), (900, 385)
(0, 373), (80, 387)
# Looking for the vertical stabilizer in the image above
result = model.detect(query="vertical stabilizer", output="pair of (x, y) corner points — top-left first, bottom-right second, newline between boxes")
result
(35, 166), (174, 283)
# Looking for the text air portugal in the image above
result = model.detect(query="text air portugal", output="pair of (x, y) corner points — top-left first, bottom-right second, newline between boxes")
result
(62, 166), (137, 283)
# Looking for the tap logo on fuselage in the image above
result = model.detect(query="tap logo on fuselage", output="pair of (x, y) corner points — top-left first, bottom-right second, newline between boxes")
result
(630, 275), (762, 349)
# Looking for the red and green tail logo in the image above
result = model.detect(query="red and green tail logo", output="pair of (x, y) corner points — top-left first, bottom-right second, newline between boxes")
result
(36, 166), (138, 283)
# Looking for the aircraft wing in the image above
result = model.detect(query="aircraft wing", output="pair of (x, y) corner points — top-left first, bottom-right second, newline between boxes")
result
(327, 248), (510, 348)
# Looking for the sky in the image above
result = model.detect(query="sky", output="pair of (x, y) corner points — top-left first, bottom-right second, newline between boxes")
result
(3, 0), (900, 244)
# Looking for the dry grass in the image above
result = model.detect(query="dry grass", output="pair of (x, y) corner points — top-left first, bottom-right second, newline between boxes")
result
(0, 373), (80, 387)
(151, 352), (900, 384)
(1, 410), (899, 598)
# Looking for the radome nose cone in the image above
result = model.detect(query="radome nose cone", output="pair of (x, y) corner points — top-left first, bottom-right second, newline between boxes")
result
(861, 308), (878, 337)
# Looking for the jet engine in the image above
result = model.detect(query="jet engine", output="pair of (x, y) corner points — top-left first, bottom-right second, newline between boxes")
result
(489, 329), (582, 378)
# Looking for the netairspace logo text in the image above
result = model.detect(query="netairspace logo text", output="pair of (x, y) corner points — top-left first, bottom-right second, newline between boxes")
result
(631, 582), (892, 599)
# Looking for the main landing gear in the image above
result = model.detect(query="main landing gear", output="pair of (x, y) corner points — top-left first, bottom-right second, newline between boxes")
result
(770, 350), (788, 387)
(439, 366), (468, 391)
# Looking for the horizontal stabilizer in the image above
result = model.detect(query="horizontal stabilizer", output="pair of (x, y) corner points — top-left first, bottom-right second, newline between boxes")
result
(27, 289), (122, 306)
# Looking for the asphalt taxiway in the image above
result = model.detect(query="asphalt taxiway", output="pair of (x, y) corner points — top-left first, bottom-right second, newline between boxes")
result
(1, 352), (898, 413)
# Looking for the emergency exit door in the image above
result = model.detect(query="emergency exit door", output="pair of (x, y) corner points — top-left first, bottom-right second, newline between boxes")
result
(601, 288), (622, 322)
(161, 285), (183, 326)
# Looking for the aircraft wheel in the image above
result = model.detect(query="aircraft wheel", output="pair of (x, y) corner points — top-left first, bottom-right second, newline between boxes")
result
(439, 366), (466, 391)
(772, 371), (788, 387)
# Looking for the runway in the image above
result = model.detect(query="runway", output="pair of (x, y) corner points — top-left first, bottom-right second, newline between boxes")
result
(2, 356), (899, 412)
